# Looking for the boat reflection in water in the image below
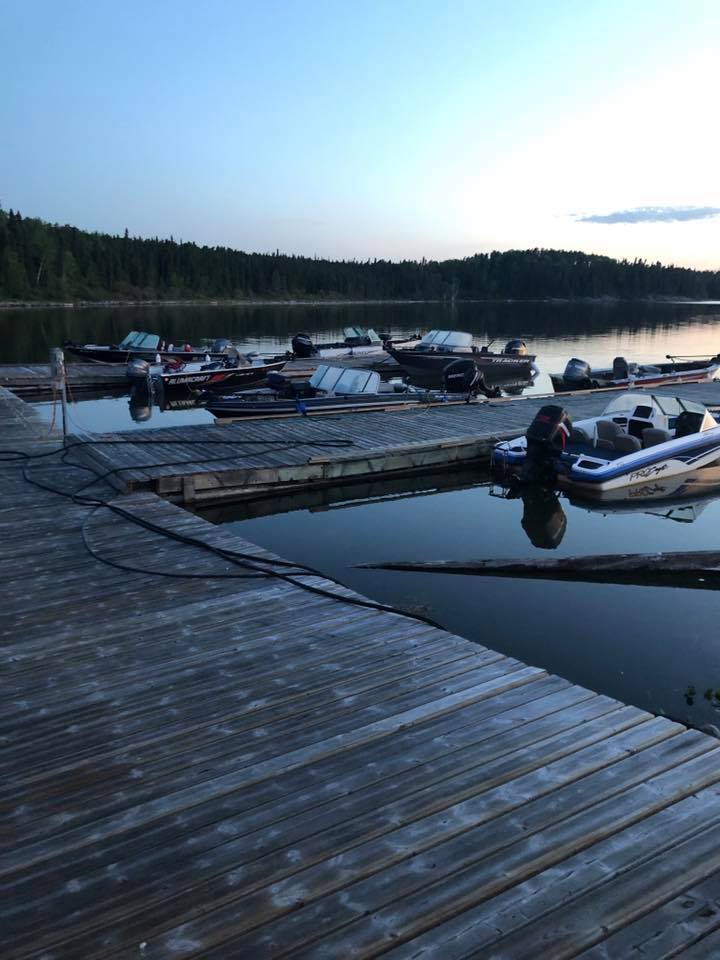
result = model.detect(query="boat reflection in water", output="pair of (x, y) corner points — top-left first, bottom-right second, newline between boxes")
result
(128, 381), (205, 423)
(492, 486), (568, 549)
(494, 464), (720, 550)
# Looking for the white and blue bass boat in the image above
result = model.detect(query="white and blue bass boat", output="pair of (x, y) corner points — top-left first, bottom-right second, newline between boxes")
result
(492, 393), (720, 494)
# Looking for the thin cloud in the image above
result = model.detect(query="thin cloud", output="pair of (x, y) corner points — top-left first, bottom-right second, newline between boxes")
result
(578, 205), (720, 224)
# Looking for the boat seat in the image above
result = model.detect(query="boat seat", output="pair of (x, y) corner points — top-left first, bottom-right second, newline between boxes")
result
(570, 426), (593, 446)
(642, 427), (671, 448)
(675, 410), (705, 438)
(629, 417), (653, 439)
(613, 434), (642, 454)
(596, 419), (622, 443)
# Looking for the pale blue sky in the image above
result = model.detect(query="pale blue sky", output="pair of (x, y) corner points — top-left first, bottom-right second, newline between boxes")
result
(3, 0), (719, 266)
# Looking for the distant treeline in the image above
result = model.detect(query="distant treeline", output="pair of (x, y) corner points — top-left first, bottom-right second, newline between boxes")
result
(2, 207), (720, 303)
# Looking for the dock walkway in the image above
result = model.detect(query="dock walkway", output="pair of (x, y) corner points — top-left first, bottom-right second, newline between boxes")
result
(70, 379), (720, 504)
(0, 362), (128, 396)
(5, 388), (720, 957)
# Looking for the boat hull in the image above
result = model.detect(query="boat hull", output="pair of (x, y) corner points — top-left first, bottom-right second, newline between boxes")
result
(390, 348), (535, 377)
(206, 392), (479, 420)
(550, 362), (720, 393)
(157, 359), (287, 390)
(65, 344), (234, 364)
(494, 430), (720, 493)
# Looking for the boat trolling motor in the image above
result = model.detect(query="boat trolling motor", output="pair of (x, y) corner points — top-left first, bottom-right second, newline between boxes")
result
(520, 404), (572, 484)
(442, 358), (501, 399)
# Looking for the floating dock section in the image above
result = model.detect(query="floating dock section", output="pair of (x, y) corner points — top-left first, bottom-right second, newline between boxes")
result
(69, 379), (720, 504)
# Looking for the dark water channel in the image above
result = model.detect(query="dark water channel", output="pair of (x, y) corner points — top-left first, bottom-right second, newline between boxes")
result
(5, 300), (720, 726)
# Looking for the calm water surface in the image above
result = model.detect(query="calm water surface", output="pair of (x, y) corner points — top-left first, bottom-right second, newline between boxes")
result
(6, 301), (720, 726)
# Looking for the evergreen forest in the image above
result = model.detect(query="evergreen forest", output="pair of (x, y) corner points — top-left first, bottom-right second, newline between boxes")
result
(2, 208), (720, 303)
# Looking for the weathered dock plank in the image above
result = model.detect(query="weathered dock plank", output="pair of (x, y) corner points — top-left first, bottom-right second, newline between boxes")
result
(4, 387), (720, 959)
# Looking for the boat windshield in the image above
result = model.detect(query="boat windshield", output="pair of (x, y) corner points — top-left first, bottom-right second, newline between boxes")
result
(119, 331), (160, 349)
(603, 393), (708, 417)
(309, 365), (379, 393)
(653, 395), (707, 417)
(343, 327), (381, 344)
(419, 330), (472, 348)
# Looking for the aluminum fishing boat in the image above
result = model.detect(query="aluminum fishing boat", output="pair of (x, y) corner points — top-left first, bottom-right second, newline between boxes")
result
(204, 359), (493, 419)
(126, 349), (287, 390)
(550, 354), (720, 393)
(290, 327), (419, 360)
(388, 330), (536, 377)
(63, 331), (257, 364)
(492, 393), (720, 493)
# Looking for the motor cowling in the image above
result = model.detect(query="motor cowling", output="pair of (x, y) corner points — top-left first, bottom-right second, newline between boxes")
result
(126, 358), (151, 380)
(443, 358), (500, 399)
(443, 358), (479, 392)
(504, 338), (528, 356)
(291, 333), (316, 358)
(563, 358), (592, 382)
(522, 404), (572, 483)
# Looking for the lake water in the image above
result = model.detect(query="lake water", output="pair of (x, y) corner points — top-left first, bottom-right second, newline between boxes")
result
(5, 299), (720, 432)
(5, 300), (720, 727)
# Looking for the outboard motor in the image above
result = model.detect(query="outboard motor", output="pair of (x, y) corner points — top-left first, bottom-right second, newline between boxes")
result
(443, 358), (500, 398)
(521, 404), (572, 484)
(291, 333), (316, 358)
(563, 358), (592, 385)
(504, 338), (528, 356)
(126, 358), (151, 381)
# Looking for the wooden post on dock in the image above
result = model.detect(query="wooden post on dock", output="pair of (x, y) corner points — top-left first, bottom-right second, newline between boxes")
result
(50, 347), (68, 444)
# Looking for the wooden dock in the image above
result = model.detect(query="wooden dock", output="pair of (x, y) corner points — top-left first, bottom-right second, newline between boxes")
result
(68, 379), (720, 504)
(0, 362), (128, 396)
(5, 387), (720, 957)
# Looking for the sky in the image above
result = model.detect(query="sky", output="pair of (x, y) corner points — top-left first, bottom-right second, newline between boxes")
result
(3, 0), (720, 268)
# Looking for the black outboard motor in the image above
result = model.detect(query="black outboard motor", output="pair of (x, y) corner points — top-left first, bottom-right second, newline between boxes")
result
(563, 358), (592, 386)
(521, 404), (572, 484)
(443, 358), (500, 398)
(504, 338), (528, 356)
(291, 333), (316, 358)
(126, 358), (151, 381)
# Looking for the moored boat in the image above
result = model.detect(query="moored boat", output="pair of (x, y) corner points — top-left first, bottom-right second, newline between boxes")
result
(550, 354), (720, 393)
(64, 331), (273, 365)
(492, 392), (720, 494)
(126, 349), (287, 390)
(203, 358), (496, 419)
(388, 330), (536, 377)
(290, 327), (419, 360)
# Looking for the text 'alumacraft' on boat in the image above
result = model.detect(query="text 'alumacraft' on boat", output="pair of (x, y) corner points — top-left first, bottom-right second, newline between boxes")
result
(126, 343), (287, 390)
(492, 393), (720, 495)
(204, 359), (494, 419)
